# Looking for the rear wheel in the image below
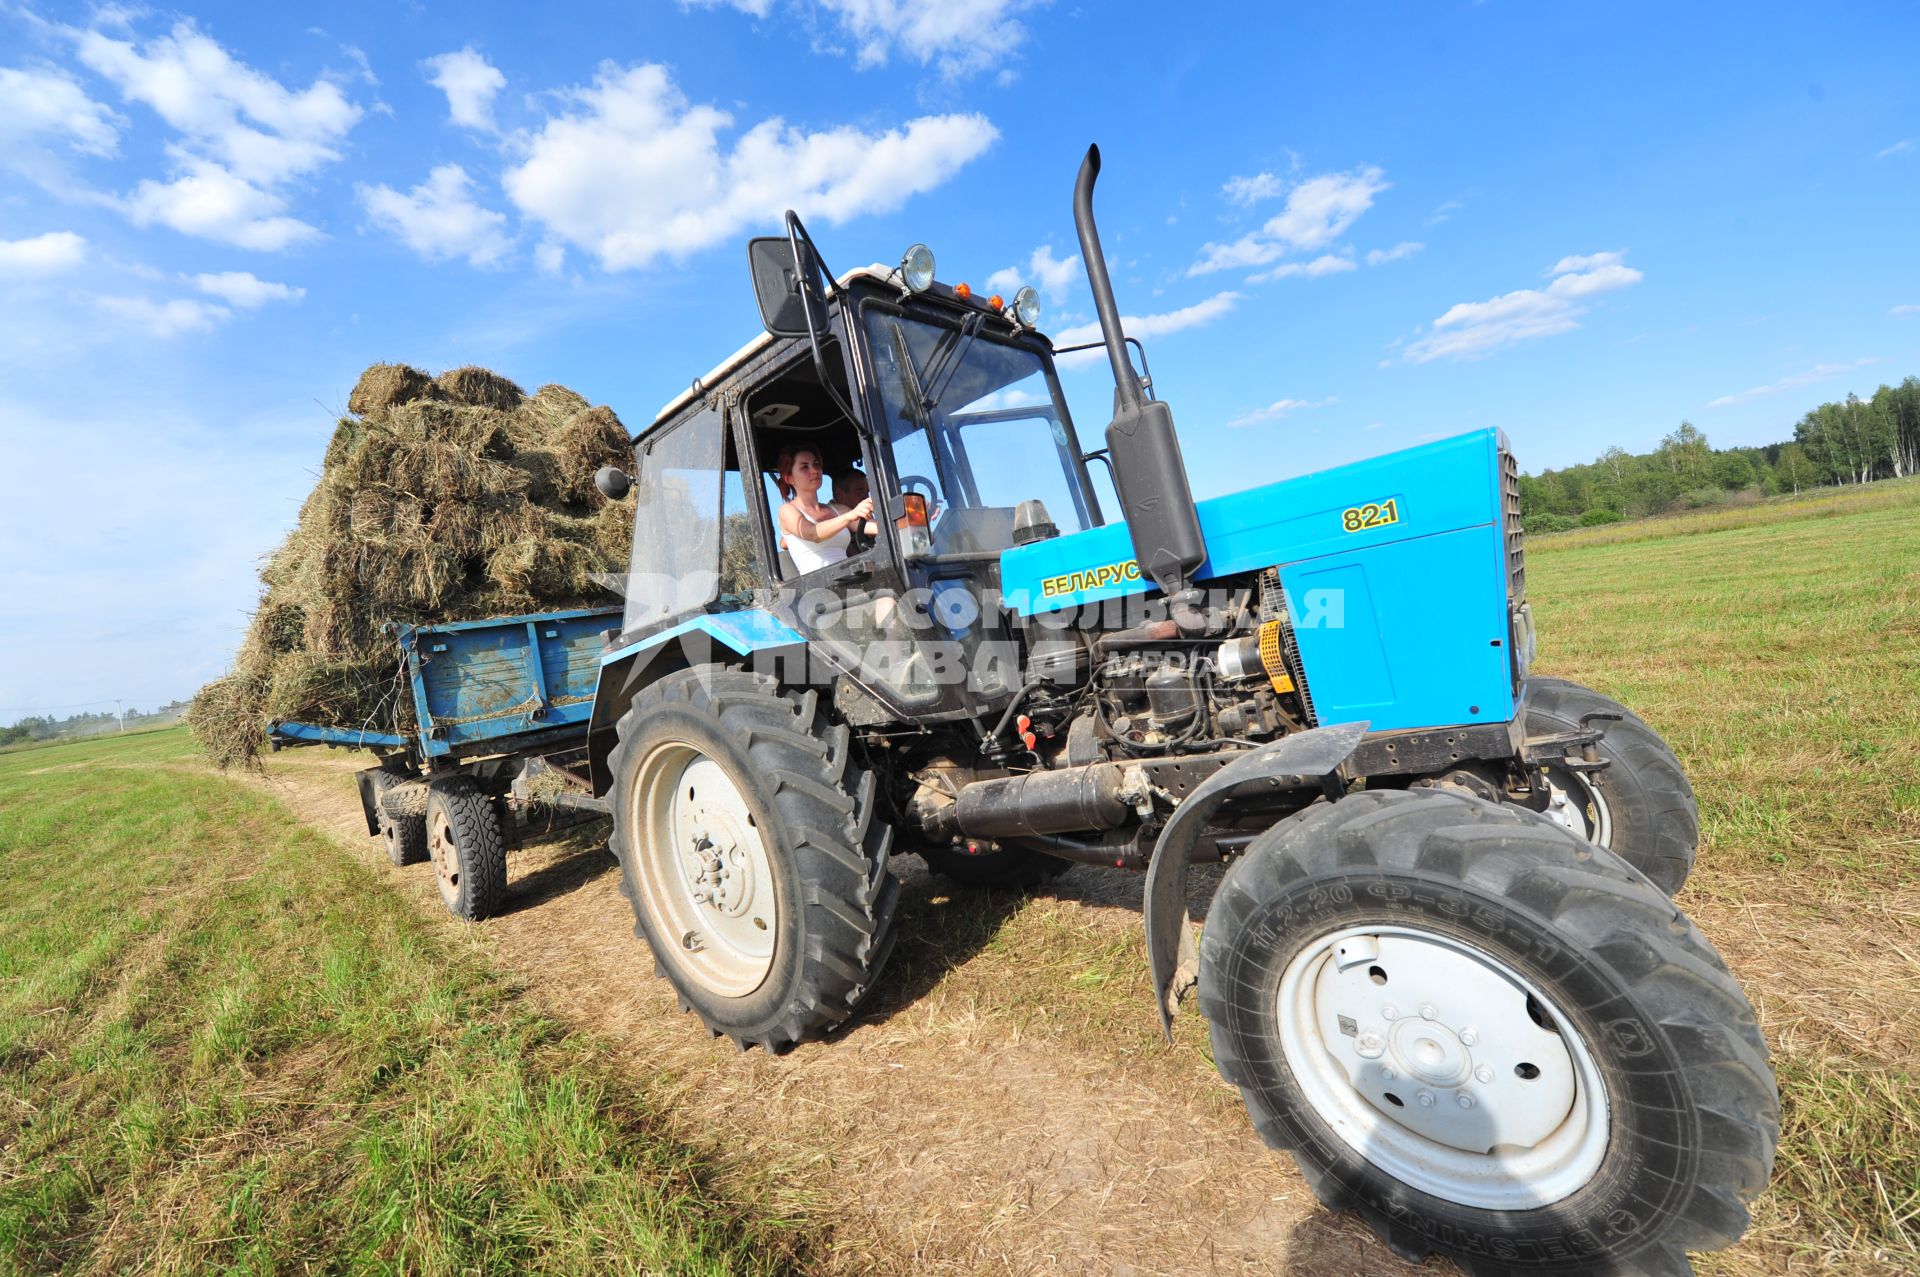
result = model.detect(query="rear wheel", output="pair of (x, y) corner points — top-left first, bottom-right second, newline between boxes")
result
(372, 763), (428, 867)
(1199, 789), (1776, 1277)
(607, 667), (899, 1051)
(1525, 677), (1698, 895)
(425, 777), (507, 920)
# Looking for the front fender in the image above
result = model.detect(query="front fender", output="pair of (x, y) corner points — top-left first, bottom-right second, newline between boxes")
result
(1142, 720), (1369, 1038)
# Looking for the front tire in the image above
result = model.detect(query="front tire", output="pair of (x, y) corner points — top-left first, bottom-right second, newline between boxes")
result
(1199, 789), (1776, 1277)
(1525, 677), (1698, 895)
(607, 667), (900, 1051)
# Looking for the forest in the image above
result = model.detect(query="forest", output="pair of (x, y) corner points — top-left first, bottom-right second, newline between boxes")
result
(1518, 376), (1920, 531)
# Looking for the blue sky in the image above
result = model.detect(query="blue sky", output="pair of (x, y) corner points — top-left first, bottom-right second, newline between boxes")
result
(2, 0), (1916, 722)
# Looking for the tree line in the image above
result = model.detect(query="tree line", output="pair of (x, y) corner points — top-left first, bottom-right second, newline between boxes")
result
(0, 702), (188, 747)
(1519, 376), (1920, 531)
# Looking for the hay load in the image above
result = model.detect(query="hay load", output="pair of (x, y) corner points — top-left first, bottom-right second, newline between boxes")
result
(190, 363), (634, 768)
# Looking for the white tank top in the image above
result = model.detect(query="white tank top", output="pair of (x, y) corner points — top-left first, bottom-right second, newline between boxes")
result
(786, 502), (850, 574)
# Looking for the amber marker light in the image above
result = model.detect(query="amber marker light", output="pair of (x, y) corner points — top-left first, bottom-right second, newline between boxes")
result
(954, 281), (972, 299)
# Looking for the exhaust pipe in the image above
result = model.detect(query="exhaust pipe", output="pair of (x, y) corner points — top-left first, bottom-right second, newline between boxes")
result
(1072, 146), (1210, 625)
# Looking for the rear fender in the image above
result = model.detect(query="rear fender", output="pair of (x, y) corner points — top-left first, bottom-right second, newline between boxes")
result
(1143, 719), (1369, 1038)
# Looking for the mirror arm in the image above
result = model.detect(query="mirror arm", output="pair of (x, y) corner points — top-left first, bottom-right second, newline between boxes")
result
(783, 211), (864, 428)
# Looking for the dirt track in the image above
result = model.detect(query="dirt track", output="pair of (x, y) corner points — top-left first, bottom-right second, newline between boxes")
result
(250, 751), (1432, 1276)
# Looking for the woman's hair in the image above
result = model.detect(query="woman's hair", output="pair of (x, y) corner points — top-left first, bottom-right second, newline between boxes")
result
(773, 445), (821, 499)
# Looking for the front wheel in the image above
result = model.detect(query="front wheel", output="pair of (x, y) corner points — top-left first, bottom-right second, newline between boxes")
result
(1199, 789), (1776, 1277)
(1525, 677), (1698, 895)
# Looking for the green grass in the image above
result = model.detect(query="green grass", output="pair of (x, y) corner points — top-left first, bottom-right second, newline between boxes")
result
(0, 728), (802, 1276)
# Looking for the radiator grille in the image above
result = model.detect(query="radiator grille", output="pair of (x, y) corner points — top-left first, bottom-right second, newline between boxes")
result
(1500, 446), (1526, 603)
(1258, 569), (1317, 726)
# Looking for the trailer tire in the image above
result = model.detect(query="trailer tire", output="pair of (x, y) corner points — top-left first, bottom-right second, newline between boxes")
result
(373, 764), (429, 867)
(1525, 677), (1698, 895)
(919, 841), (1073, 890)
(607, 666), (899, 1052)
(425, 777), (507, 920)
(1199, 788), (1776, 1277)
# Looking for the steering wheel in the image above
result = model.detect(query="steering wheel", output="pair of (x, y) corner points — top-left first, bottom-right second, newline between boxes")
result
(897, 474), (937, 500)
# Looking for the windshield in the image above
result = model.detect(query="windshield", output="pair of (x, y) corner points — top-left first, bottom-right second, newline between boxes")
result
(863, 310), (1096, 552)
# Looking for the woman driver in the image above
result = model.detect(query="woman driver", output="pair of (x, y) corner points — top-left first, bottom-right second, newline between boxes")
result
(775, 446), (875, 574)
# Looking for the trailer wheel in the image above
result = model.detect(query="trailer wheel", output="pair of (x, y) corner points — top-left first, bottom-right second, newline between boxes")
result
(919, 841), (1072, 890)
(372, 764), (429, 867)
(607, 667), (900, 1052)
(425, 776), (507, 920)
(1199, 789), (1776, 1277)
(1525, 677), (1698, 895)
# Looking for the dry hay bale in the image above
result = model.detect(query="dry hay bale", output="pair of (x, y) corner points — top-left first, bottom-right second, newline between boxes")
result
(191, 361), (634, 769)
(348, 363), (435, 415)
(436, 365), (524, 410)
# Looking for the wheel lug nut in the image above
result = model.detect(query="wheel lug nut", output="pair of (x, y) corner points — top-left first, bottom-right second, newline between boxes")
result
(1381, 1004), (1399, 1021)
(1475, 1065), (1494, 1084)
(1457, 1091), (1476, 1110)
(1355, 1031), (1385, 1059)
(1459, 1026), (1478, 1046)
(1419, 1003), (1438, 1021)
(1417, 1090), (1436, 1108)
(1380, 1066), (1396, 1081)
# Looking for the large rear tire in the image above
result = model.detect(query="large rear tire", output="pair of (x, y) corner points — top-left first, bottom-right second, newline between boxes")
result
(607, 667), (900, 1051)
(372, 762), (429, 867)
(1525, 677), (1698, 895)
(1199, 789), (1776, 1277)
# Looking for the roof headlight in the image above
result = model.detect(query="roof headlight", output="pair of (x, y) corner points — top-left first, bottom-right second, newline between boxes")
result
(900, 243), (935, 294)
(1010, 285), (1041, 330)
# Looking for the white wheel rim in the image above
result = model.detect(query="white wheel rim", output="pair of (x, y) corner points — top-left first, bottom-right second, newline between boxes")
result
(631, 741), (778, 998)
(1540, 768), (1613, 845)
(427, 807), (461, 909)
(1277, 924), (1610, 1210)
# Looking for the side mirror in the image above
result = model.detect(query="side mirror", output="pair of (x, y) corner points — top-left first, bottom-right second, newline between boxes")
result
(748, 235), (828, 339)
(594, 466), (631, 500)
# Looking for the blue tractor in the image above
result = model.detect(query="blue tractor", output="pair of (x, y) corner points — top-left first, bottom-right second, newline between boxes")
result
(584, 147), (1776, 1275)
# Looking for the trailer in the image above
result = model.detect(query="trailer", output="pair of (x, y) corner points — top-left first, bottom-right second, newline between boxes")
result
(269, 605), (621, 918)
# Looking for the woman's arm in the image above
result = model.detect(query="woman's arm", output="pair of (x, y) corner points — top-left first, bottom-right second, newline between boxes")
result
(780, 499), (873, 542)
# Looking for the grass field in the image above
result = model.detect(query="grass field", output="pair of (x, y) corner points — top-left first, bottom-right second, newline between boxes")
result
(1, 477), (1915, 1275)
(0, 729), (805, 1275)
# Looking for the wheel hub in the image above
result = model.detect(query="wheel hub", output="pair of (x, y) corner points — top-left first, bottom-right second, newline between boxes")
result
(1279, 925), (1609, 1210)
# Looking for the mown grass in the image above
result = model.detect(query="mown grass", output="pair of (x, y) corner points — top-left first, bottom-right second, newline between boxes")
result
(0, 729), (804, 1276)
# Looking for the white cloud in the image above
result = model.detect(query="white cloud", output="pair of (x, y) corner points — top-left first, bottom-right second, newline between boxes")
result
(360, 164), (513, 267)
(985, 243), (1079, 303)
(1426, 198), (1464, 225)
(1248, 252), (1355, 283)
(1222, 171), (1283, 207)
(73, 20), (362, 250)
(0, 66), (123, 156)
(1226, 396), (1329, 428)
(190, 270), (304, 308)
(1891, 303), (1920, 317)
(1366, 241), (1423, 266)
(502, 62), (996, 271)
(425, 47), (505, 132)
(1051, 291), (1242, 367)
(1706, 359), (1877, 409)
(0, 231), (88, 276)
(93, 294), (232, 337)
(1401, 254), (1644, 363)
(692, 0), (1034, 77)
(76, 22), (360, 185)
(1548, 249), (1624, 275)
(534, 241), (566, 274)
(1876, 139), (1914, 159)
(1190, 166), (1387, 276)
(124, 159), (319, 250)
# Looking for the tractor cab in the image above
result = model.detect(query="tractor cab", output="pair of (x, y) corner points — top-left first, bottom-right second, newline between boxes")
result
(601, 232), (1106, 734)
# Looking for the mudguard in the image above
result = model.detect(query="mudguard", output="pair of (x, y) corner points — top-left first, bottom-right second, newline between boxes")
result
(1143, 719), (1369, 1038)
